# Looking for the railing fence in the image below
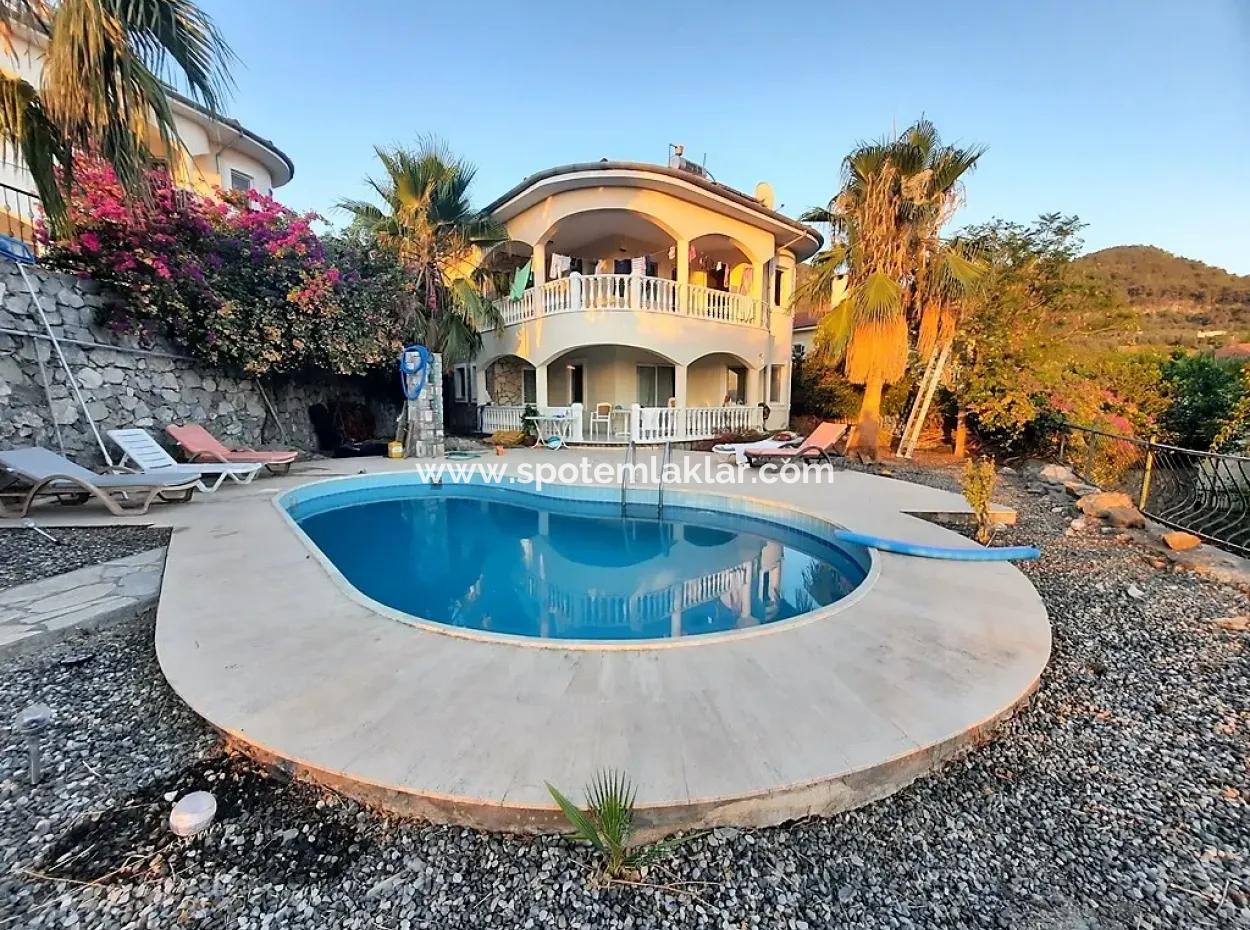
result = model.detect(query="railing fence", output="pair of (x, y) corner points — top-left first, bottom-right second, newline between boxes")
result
(1056, 423), (1250, 555)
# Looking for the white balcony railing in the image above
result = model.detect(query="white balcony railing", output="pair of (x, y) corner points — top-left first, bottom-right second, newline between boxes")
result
(496, 274), (767, 329)
(479, 403), (764, 443)
(633, 404), (764, 443)
(480, 404), (577, 435)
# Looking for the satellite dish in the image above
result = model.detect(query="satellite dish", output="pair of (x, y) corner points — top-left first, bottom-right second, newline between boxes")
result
(754, 182), (775, 210)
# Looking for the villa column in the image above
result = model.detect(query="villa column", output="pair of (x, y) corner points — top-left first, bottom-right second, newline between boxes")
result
(746, 366), (762, 405)
(675, 237), (689, 313)
(674, 363), (689, 437)
(751, 259), (767, 326)
(532, 241), (547, 286)
(535, 363), (549, 410)
(674, 363), (688, 406)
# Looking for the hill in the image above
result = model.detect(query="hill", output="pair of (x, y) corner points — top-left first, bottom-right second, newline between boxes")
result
(1075, 246), (1250, 344)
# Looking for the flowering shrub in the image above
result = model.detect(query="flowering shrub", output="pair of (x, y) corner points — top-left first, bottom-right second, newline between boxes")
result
(41, 159), (409, 376)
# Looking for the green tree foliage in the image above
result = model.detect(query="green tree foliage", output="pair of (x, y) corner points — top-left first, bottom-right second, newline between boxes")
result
(338, 140), (505, 362)
(1157, 352), (1245, 450)
(42, 158), (408, 376)
(789, 345), (859, 420)
(949, 214), (1146, 449)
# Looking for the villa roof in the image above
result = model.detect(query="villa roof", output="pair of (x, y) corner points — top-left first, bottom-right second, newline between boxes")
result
(166, 89), (296, 186)
(484, 160), (824, 261)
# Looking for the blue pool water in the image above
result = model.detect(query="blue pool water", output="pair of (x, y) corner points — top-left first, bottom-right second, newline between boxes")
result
(289, 486), (867, 642)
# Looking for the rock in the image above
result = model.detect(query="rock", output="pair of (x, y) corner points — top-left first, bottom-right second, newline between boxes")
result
(1161, 531), (1201, 551)
(1104, 505), (1145, 529)
(1076, 491), (1133, 517)
(1039, 463), (1077, 484)
(1213, 616), (1250, 631)
(1126, 584), (1146, 600)
(1064, 480), (1100, 498)
(1070, 517), (1088, 532)
(77, 368), (104, 389)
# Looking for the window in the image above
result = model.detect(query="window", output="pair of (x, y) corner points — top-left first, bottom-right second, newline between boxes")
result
(229, 169), (253, 192)
(522, 368), (537, 404)
(769, 364), (785, 403)
(636, 365), (675, 406)
(453, 366), (467, 402)
(774, 268), (783, 305)
(726, 366), (748, 404)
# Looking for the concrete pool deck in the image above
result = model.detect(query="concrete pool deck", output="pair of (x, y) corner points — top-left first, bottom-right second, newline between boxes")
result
(18, 450), (1051, 834)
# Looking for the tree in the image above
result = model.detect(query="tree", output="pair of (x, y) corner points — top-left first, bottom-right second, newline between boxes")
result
(947, 214), (1153, 453)
(0, 0), (232, 234)
(798, 118), (984, 456)
(1158, 352), (1244, 450)
(42, 157), (407, 377)
(338, 141), (506, 362)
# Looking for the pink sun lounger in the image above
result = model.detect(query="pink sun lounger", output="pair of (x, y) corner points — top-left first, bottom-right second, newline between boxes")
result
(166, 423), (298, 475)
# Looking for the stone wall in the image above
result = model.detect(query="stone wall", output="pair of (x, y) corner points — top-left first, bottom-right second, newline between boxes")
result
(0, 261), (399, 465)
(485, 356), (529, 405)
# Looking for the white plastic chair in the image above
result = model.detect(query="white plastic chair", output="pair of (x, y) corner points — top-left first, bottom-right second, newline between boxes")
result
(107, 429), (263, 492)
(591, 403), (612, 439)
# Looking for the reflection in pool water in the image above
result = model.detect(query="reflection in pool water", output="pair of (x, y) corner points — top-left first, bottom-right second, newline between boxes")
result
(294, 493), (867, 641)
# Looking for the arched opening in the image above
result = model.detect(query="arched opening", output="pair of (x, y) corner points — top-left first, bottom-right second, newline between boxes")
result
(688, 233), (756, 295)
(544, 345), (678, 411)
(688, 351), (756, 406)
(478, 240), (534, 298)
(539, 209), (677, 282)
(483, 353), (537, 407)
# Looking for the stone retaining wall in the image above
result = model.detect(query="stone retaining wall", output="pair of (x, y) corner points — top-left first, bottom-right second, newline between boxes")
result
(0, 261), (397, 465)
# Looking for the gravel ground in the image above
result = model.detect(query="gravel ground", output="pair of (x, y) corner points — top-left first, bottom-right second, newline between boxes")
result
(1, 469), (1247, 930)
(0, 526), (171, 590)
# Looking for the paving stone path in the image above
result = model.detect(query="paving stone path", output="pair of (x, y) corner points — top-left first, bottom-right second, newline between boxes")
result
(0, 547), (165, 653)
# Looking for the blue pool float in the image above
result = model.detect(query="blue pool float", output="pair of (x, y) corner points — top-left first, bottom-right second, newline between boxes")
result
(833, 529), (1040, 562)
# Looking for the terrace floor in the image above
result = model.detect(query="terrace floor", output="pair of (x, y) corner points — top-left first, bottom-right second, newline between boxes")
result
(20, 449), (1050, 834)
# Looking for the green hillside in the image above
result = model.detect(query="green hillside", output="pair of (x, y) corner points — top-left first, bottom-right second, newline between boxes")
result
(1075, 246), (1250, 344)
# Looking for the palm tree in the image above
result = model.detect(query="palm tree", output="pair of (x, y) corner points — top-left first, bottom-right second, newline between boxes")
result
(339, 140), (507, 362)
(798, 119), (984, 456)
(0, 0), (233, 235)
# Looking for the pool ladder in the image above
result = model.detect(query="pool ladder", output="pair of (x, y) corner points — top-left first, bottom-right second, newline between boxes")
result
(620, 440), (672, 517)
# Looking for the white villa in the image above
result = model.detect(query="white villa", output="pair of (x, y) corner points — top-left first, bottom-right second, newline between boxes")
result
(453, 156), (823, 444)
(0, 23), (294, 246)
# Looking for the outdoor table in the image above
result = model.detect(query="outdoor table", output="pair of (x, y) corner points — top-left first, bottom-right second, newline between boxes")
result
(525, 415), (572, 449)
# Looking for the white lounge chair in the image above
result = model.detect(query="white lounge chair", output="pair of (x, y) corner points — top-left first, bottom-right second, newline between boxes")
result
(0, 446), (197, 517)
(107, 429), (262, 492)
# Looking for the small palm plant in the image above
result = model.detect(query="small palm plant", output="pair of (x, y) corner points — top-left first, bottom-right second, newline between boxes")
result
(546, 770), (689, 880)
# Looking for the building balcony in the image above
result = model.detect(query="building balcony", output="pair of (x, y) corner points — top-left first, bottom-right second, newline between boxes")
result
(494, 274), (769, 330)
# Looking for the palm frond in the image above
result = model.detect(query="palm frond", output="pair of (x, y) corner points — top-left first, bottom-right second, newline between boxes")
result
(0, 68), (69, 233)
(545, 782), (607, 854)
(852, 271), (904, 326)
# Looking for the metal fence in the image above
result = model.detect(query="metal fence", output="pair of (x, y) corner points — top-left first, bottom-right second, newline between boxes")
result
(1056, 423), (1250, 555)
(0, 181), (41, 252)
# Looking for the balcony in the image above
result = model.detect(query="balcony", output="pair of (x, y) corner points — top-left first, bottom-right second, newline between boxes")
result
(479, 402), (764, 445)
(495, 273), (769, 330)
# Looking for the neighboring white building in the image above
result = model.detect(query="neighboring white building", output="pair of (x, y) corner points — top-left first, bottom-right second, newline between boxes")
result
(0, 24), (293, 246)
(455, 159), (823, 442)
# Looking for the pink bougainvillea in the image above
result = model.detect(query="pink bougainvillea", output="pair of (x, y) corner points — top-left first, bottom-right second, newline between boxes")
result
(41, 158), (409, 377)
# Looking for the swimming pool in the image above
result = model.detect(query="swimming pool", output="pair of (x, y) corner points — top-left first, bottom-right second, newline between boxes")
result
(283, 479), (870, 643)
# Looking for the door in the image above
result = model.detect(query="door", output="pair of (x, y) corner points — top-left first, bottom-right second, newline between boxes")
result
(568, 364), (584, 404)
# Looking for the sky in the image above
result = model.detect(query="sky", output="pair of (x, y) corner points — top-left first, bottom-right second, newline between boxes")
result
(199, 0), (1250, 273)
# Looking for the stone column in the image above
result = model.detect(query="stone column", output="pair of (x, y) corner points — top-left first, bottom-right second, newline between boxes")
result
(402, 352), (445, 458)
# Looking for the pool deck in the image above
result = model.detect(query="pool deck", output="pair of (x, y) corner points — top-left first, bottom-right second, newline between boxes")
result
(20, 450), (1050, 835)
